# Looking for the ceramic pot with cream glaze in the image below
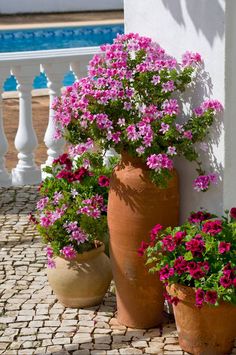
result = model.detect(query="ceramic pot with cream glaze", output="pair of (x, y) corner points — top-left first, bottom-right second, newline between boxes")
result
(47, 243), (112, 308)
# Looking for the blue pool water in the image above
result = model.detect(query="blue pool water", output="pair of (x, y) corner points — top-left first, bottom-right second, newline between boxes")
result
(1, 24), (124, 91)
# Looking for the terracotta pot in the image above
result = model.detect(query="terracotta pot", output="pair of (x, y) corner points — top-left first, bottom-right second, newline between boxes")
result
(47, 244), (112, 308)
(107, 153), (179, 328)
(168, 284), (236, 355)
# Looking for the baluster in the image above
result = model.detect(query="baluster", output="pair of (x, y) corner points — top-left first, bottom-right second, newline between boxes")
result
(41, 63), (68, 176)
(11, 65), (41, 186)
(70, 58), (90, 80)
(103, 148), (119, 167)
(0, 73), (11, 187)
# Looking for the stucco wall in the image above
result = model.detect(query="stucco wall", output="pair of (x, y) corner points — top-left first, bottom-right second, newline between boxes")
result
(124, 0), (235, 221)
(0, 0), (123, 14)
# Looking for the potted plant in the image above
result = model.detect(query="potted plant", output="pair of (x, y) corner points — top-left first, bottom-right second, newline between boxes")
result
(143, 209), (236, 355)
(30, 144), (115, 308)
(52, 33), (223, 327)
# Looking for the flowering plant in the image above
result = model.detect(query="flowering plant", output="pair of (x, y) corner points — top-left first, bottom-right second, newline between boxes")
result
(52, 32), (222, 189)
(142, 208), (236, 307)
(30, 143), (115, 268)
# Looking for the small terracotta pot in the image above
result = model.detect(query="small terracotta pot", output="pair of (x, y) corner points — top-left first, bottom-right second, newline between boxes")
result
(108, 153), (179, 328)
(47, 244), (112, 308)
(167, 284), (236, 355)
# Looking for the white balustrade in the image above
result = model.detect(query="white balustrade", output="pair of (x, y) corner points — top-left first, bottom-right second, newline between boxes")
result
(0, 46), (100, 186)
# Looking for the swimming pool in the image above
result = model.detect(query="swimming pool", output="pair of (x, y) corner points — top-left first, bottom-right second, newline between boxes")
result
(1, 24), (124, 91)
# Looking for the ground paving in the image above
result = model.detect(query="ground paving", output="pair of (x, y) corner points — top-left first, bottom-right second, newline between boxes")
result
(0, 187), (235, 355)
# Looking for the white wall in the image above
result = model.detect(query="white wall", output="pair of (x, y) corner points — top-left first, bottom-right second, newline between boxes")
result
(124, 0), (236, 221)
(0, 0), (123, 14)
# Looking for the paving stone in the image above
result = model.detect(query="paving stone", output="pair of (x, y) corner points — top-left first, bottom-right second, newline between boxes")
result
(72, 351), (90, 355)
(164, 344), (182, 351)
(132, 340), (148, 348)
(120, 348), (143, 354)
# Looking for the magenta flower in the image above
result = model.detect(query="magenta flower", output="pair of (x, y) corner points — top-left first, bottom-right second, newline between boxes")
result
(36, 197), (49, 211)
(188, 211), (212, 224)
(47, 258), (56, 269)
(220, 276), (232, 289)
(202, 220), (222, 236)
(138, 241), (149, 257)
(193, 173), (218, 192)
(159, 122), (170, 134)
(182, 51), (202, 67)
(183, 130), (193, 140)
(174, 256), (187, 275)
(162, 235), (176, 252)
(195, 289), (205, 308)
(146, 154), (173, 172)
(98, 175), (110, 187)
(162, 80), (175, 93)
(152, 75), (161, 85)
(230, 207), (236, 219)
(167, 146), (177, 156)
(162, 99), (179, 116)
(136, 146), (145, 155)
(159, 265), (175, 281)
(185, 235), (205, 257)
(205, 290), (218, 305)
(218, 241), (231, 254)
(60, 246), (77, 260)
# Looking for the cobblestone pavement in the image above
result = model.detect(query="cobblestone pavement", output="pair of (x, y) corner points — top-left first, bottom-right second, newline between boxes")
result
(0, 187), (235, 355)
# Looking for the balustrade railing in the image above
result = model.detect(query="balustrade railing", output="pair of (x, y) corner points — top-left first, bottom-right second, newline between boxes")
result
(0, 46), (100, 187)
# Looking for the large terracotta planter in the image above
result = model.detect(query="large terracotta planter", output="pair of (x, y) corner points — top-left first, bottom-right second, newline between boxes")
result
(168, 284), (236, 355)
(47, 244), (112, 308)
(107, 153), (179, 328)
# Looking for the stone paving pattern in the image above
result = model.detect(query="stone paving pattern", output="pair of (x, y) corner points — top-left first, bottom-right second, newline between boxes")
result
(0, 187), (236, 355)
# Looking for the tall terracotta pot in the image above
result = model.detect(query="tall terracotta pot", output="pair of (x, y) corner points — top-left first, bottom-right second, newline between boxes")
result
(107, 153), (179, 328)
(168, 284), (236, 355)
(47, 244), (112, 308)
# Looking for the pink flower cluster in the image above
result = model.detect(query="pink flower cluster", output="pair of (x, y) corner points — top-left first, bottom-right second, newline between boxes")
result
(195, 289), (218, 308)
(219, 263), (236, 289)
(194, 99), (223, 117)
(77, 195), (106, 219)
(39, 205), (67, 227)
(146, 154), (173, 172)
(60, 245), (77, 260)
(188, 210), (213, 224)
(45, 246), (56, 269)
(202, 219), (222, 236)
(64, 221), (88, 244)
(193, 173), (218, 191)
(52, 32), (223, 191)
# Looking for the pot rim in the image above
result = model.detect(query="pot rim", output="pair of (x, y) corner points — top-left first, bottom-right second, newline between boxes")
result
(167, 283), (236, 307)
(55, 242), (105, 262)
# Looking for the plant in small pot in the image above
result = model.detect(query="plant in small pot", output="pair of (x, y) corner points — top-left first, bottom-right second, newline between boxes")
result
(52, 33), (223, 327)
(30, 144), (115, 308)
(143, 209), (236, 355)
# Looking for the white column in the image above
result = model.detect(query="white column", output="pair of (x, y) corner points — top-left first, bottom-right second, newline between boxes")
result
(41, 63), (68, 176)
(70, 58), (90, 80)
(0, 72), (11, 187)
(11, 65), (41, 186)
(103, 148), (119, 167)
